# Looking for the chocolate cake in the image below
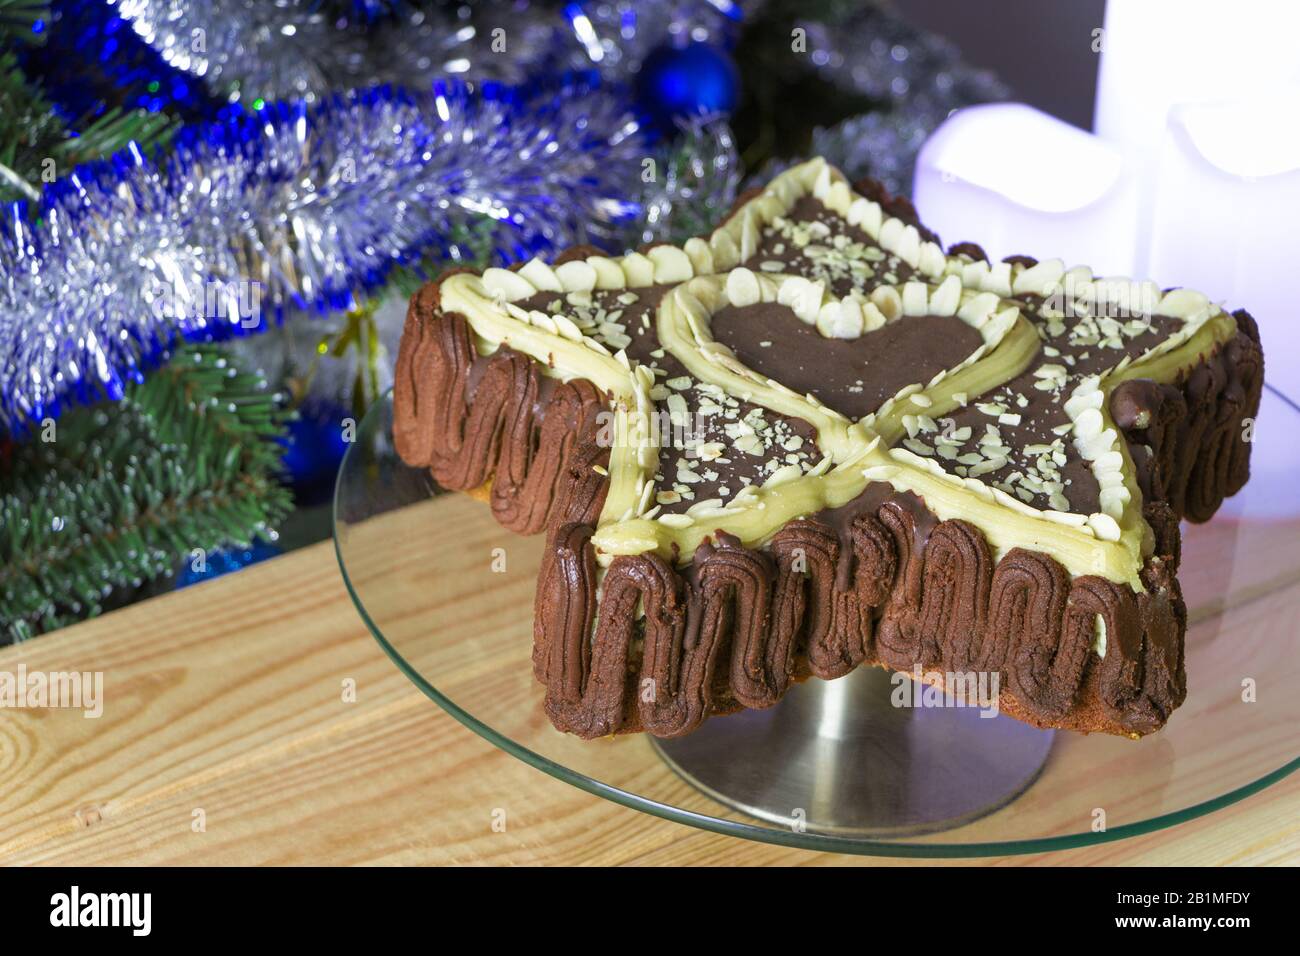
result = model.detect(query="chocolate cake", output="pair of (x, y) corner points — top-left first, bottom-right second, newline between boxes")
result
(394, 158), (1264, 740)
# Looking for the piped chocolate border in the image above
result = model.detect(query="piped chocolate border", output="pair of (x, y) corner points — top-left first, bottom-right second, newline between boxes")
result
(533, 489), (1189, 739)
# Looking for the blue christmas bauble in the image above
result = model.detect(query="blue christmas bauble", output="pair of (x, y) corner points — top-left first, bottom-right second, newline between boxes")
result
(176, 539), (282, 588)
(637, 42), (739, 128)
(281, 400), (352, 504)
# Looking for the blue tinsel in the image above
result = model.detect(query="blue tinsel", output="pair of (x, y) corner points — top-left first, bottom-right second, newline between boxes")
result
(19, 0), (221, 121)
(27, 0), (743, 126)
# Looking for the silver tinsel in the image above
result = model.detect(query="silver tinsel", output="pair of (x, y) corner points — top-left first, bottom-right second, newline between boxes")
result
(633, 114), (740, 246)
(235, 111), (743, 417)
(13, 0), (1009, 426)
(0, 80), (647, 427)
(113, 0), (369, 103)
(111, 0), (744, 104)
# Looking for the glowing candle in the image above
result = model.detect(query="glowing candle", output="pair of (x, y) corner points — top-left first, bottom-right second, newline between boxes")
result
(1094, 0), (1300, 282)
(913, 103), (1138, 275)
(1144, 92), (1300, 398)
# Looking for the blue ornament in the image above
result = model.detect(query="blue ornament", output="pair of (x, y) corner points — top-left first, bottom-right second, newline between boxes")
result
(280, 400), (352, 504)
(637, 42), (739, 129)
(176, 539), (282, 588)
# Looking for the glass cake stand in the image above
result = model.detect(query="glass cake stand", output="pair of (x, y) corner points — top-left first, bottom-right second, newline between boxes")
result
(333, 386), (1300, 856)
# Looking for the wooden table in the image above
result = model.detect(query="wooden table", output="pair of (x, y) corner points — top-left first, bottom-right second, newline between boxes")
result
(1, 511), (1296, 866)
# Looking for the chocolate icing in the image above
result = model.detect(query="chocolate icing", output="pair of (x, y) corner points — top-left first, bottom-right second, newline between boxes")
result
(653, 386), (822, 513)
(709, 302), (985, 420)
(514, 285), (826, 514)
(1110, 310), (1263, 522)
(912, 302), (1186, 513)
(947, 241), (989, 262)
(740, 195), (916, 296)
(393, 278), (610, 535)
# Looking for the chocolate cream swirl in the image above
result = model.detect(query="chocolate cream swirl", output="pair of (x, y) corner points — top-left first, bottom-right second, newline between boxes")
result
(1109, 309), (1263, 523)
(394, 276), (610, 535)
(532, 489), (1189, 738)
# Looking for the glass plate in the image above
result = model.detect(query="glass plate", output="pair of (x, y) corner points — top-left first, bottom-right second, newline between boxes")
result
(333, 386), (1300, 856)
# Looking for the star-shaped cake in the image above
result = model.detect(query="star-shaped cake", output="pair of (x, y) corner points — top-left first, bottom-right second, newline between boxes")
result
(394, 159), (1264, 739)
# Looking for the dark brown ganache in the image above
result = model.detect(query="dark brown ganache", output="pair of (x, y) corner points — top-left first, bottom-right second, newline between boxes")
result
(739, 195), (916, 296)
(533, 480), (1188, 740)
(393, 277), (612, 535)
(708, 300), (985, 420)
(1107, 309), (1263, 522)
(897, 300), (1185, 514)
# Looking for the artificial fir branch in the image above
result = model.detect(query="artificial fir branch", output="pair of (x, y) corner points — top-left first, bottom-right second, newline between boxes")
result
(0, 0), (47, 42)
(0, 345), (292, 642)
(0, 49), (174, 205)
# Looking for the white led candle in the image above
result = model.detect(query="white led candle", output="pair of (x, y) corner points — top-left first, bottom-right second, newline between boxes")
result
(913, 103), (1138, 275)
(1094, 0), (1300, 160)
(1145, 92), (1300, 399)
(1094, 0), (1300, 276)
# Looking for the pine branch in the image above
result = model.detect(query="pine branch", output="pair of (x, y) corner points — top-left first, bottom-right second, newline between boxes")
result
(0, 49), (174, 205)
(0, 345), (293, 642)
(0, 0), (48, 45)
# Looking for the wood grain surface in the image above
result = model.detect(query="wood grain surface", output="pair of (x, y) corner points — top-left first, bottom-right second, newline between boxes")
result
(0, 493), (1296, 866)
